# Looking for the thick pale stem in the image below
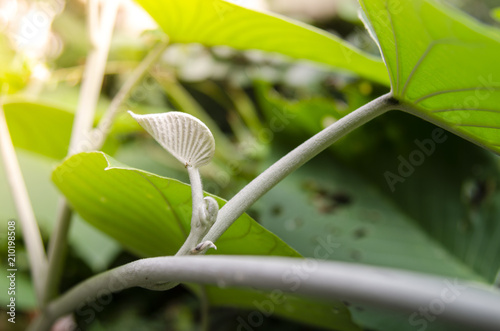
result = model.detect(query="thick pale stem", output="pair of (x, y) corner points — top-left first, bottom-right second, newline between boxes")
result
(204, 93), (394, 243)
(0, 101), (47, 304)
(42, 0), (120, 305)
(29, 256), (500, 331)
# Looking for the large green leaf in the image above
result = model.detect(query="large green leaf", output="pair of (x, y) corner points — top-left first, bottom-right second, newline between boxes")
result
(134, 0), (389, 85)
(52, 151), (300, 257)
(359, 0), (500, 154)
(52, 151), (360, 331)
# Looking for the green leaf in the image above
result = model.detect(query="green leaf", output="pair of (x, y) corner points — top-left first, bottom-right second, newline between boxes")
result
(134, 0), (389, 85)
(492, 7), (500, 23)
(256, 150), (486, 281)
(52, 151), (360, 331)
(345, 113), (500, 282)
(52, 151), (298, 257)
(4, 102), (73, 159)
(359, 0), (500, 155)
(2, 99), (160, 160)
(203, 287), (353, 330)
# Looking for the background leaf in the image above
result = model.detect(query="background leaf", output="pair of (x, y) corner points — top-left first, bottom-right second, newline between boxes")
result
(255, 144), (493, 331)
(360, 0), (500, 154)
(52, 151), (360, 331)
(492, 7), (500, 23)
(3, 98), (167, 160)
(255, 149), (487, 281)
(3, 102), (73, 159)
(134, 0), (389, 85)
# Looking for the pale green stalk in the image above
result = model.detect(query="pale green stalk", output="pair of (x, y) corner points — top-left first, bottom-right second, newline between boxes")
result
(0, 97), (47, 304)
(42, 0), (120, 305)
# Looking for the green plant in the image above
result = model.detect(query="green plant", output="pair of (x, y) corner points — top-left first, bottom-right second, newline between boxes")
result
(1, 0), (499, 330)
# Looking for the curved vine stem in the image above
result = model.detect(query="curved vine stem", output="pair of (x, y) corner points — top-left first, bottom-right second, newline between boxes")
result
(29, 256), (500, 331)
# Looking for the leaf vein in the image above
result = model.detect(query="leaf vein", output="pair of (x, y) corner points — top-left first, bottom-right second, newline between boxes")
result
(456, 124), (500, 129)
(386, 0), (400, 94)
(401, 39), (460, 98)
(134, 171), (188, 238)
(414, 87), (500, 105)
(432, 108), (500, 114)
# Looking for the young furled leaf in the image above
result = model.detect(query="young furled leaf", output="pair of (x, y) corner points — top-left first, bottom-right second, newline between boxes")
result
(129, 111), (215, 168)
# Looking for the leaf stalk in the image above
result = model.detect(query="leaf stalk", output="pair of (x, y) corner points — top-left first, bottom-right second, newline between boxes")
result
(204, 92), (394, 243)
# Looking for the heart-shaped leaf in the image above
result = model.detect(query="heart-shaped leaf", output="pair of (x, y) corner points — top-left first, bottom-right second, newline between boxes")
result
(134, 0), (389, 85)
(360, 0), (500, 155)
